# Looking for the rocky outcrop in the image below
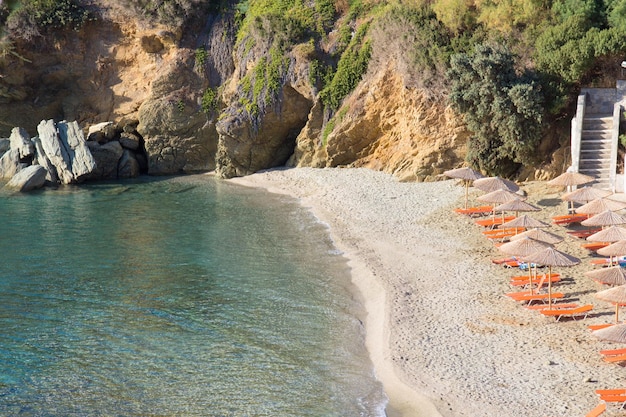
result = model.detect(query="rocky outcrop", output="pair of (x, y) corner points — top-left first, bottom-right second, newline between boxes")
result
(37, 119), (96, 184)
(0, 118), (150, 191)
(136, 50), (218, 175)
(215, 86), (312, 178)
(0, 150), (21, 179)
(6, 165), (47, 192)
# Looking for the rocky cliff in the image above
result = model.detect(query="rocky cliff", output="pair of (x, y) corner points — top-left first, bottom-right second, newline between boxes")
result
(0, 3), (555, 183)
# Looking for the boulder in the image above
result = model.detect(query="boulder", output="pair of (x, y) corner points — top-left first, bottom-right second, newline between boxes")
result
(58, 121), (96, 182)
(37, 120), (96, 184)
(86, 140), (124, 180)
(118, 149), (140, 178)
(5, 165), (47, 192)
(9, 127), (34, 162)
(137, 51), (218, 175)
(119, 132), (141, 150)
(33, 137), (59, 183)
(0, 149), (21, 179)
(87, 121), (117, 143)
(215, 85), (311, 178)
(0, 138), (9, 155)
(37, 119), (73, 184)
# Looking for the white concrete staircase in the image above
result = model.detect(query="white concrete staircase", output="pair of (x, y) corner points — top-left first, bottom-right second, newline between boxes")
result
(578, 114), (613, 189)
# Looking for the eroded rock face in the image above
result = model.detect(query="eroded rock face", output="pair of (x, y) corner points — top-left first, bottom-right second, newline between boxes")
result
(290, 66), (469, 182)
(215, 86), (312, 178)
(137, 51), (218, 175)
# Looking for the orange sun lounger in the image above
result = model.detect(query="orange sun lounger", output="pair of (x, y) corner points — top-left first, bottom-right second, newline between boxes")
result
(507, 292), (565, 304)
(600, 347), (626, 356)
(552, 213), (589, 225)
(589, 323), (614, 331)
(474, 216), (516, 228)
(526, 302), (578, 311)
(595, 390), (626, 409)
(538, 304), (593, 321)
(510, 274), (561, 287)
(602, 354), (626, 363)
(585, 402), (606, 417)
(510, 272), (560, 281)
(454, 205), (493, 216)
(582, 242), (610, 252)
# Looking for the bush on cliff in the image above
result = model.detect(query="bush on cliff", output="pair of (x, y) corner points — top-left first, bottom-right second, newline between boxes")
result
(448, 43), (544, 177)
(4, 0), (92, 41)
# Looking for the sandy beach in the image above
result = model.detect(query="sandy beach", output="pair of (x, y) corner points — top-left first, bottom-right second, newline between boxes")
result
(229, 167), (626, 417)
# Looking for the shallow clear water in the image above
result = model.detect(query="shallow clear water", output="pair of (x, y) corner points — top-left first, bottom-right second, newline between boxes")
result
(0, 175), (385, 416)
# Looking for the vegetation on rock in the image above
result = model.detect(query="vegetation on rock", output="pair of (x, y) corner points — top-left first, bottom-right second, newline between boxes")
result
(1, 0), (626, 178)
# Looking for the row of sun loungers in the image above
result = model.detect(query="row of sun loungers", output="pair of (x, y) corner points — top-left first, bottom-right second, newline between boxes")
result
(453, 195), (626, 415)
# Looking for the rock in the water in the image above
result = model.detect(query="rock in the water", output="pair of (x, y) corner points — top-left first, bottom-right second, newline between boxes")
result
(32, 136), (59, 183)
(6, 164), (47, 192)
(37, 119), (73, 184)
(37, 120), (96, 184)
(9, 127), (34, 161)
(86, 140), (124, 180)
(58, 120), (96, 182)
(0, 149), (22, 179)
(118, 149), (140, 178)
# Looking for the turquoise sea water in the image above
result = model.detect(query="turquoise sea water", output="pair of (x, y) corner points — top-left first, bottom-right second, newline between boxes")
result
(0, 175), (386, 416)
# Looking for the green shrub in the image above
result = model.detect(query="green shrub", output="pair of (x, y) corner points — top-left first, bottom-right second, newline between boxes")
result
(448, 43), (544, 177)
(320, 23), (371, 109)
(201, 87), (219, 113)
(195, 46), (208, 67)
(5, 0), (92, 41)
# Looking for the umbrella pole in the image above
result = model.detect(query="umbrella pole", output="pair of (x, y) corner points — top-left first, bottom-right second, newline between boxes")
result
(617, 304), (620, 323)
(548, 266), (553, 309)
(528, 266), (533, 295)
(464, 181), (469, 210)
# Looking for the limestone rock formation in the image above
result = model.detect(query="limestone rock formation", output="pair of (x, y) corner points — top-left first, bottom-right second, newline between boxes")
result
(215, 86), (312, 178)
(137, 50), (218, 175)
(37, 120), (96, 184)
(0, 150), (21, 180)
(6, 165), (47, 192)
(9, 127), (35, 162)
(86, 141), (124, 180)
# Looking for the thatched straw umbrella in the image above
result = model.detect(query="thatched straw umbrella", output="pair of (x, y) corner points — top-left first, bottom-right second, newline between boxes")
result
(593, 323), (626, 343)
(444, 167), (484, 209)
(499, 237), (553, 293)
(478, 189), (523, 221)
(474, 176), (520, 193)
(581, 210), (626, 228)
(522, 247), (581, 308)
(585, 266), (626, 286)
(597, 240), (626, 266)
(586, 226), (626, 242)
(510, 228), (564, 245)
(501, 215), (548, 229)
(576, 198), (626, 215)
(596, 285), (626, 322)
(494, 199), (540, 220)
(547, 171), (594, 189)
(562, 187), (612, 214)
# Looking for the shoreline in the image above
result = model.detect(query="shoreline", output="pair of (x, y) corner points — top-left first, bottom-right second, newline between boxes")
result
(228, 167), (449, 416)
(227, 167), (625, 417)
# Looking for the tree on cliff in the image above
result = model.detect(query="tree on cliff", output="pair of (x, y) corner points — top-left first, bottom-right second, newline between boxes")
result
(448, 43), (544, 177)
